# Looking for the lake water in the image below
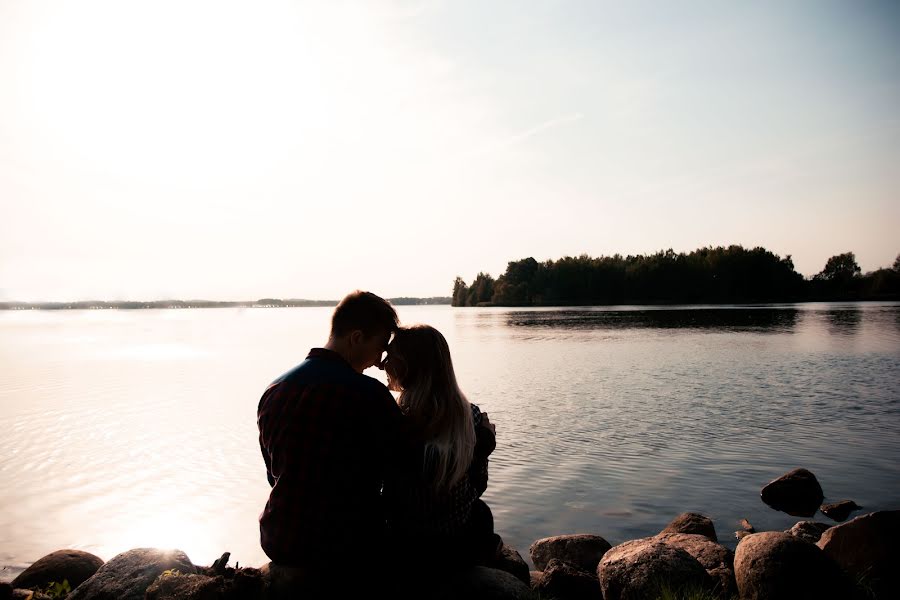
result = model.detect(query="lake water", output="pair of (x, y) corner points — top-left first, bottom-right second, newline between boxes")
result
(2, 303), (899, 578)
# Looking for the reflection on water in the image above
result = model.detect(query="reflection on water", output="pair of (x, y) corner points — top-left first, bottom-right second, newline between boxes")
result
(503, 307), (799, 332)
(1, 302), (899, 576)
(825, 308), (862, 336)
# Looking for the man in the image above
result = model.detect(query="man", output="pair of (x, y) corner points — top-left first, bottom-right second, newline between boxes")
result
(257, 290), (404, 593)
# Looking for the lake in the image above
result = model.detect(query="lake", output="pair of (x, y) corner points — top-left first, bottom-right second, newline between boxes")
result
(1, 302), (899, 578)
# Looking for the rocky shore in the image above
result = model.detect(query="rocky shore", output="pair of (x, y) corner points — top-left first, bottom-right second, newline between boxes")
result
(2, 468), (897, 599)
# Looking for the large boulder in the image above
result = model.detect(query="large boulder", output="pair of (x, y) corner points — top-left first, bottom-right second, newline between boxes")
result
(144, 572), (219, 600)
(598, 538), (714, 600)
(820, 500), (861, 522)
(760, 468), (824, 517)
(785, 521), (831, 544)
(431, 566), (536, 600)
(533, 559), (602, 600)
(67, 548), (195, 600)
(734, 531), (853, 599)
(484, 544), (530, 585)
(655, 532), (736, 598)
(529, 534), (612, 572)
(817, 510), (900, 599)
(661, 512), (718, 542)
(11, 549), (104, 591)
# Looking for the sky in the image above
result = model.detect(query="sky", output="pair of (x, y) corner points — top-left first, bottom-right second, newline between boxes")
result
(1, 0), (898, 301)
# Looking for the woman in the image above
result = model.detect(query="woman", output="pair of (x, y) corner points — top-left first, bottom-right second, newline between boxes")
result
(381, 324), (500, 565)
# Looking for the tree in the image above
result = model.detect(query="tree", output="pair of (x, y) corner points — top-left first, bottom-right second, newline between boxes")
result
(815, 252), (861, 282)
(451, 277), (468, 307)
(893, 253), (900, 272)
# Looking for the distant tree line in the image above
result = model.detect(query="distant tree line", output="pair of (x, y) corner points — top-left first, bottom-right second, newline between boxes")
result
(452, 247), (900, 306)
(0, 296), (452, 311)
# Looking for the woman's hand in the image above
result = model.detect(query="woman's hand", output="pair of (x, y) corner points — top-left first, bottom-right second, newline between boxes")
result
(481, 412), (496, 435)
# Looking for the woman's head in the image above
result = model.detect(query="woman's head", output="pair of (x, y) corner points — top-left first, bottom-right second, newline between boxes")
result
(385, 324), (474, 490)
(384, 324), (454, 393)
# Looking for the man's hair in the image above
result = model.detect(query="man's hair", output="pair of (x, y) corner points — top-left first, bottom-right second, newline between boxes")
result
(331, 291), (399, 338)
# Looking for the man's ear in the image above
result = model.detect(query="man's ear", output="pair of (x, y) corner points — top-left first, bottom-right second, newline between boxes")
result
(349, 330), (364, 345)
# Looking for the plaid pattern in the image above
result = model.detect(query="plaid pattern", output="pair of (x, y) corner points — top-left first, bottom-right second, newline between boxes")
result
(257, 348), (405, 565)
(384, 403), (496, 538)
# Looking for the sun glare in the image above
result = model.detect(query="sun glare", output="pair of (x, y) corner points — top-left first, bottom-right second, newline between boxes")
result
(22, 1), (334, 186)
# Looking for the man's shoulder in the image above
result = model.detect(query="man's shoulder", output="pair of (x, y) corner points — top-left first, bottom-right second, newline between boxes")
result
(269, 359), (393, 402)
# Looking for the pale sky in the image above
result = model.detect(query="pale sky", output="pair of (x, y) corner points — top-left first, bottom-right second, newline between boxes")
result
(1, 0), (898, 301)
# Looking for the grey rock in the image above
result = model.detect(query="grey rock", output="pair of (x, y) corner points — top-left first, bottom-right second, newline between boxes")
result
(817, 510), (900, 600)
(655, 532), (736, 598)
(432, 566), (537, 600)
(598, 537), (714, 600)
(661, 512), (718, 542)
(11, 549), (104, 591)
(144, 572), (219, 600)
(529, 534), (612, 572)
(820, 500), (862, 522)
(67, 548), (195, 600)
(484, 544), (530, 585)
(785, 521), (831, 544)
(734, 531), (853, 599)
(533, 559), (601, 600)
(760, 468), (824, 517)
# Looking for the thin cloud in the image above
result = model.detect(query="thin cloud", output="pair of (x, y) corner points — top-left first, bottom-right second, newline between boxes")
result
(467, 112), (585, 158)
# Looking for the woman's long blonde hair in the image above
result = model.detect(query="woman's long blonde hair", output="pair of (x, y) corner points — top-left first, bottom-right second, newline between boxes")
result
(387, 324), (475, 492)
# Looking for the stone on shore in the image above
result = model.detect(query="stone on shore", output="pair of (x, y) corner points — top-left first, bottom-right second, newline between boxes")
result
(144, 572), (219, 600)
(529, 534), (612, 572)
(484, 544), (530, 585)
(533, 559), (602, 600)
(598, 538), (714, 600)
(760, 468), (824, 517)
(431, 566), (536, 600)
(817, 510), (900, 599)
(661, 512), (718, 542)
(820, 500), (861, 522)
(67, 548), (195, 600)
(655, 532), (736, 598)
(734, 531), (853, 599)
(785, 521), (831, 544)
(10, 549), (104, 591)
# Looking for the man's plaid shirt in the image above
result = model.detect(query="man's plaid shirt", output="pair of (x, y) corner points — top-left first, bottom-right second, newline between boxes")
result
(257, 348), (406, 566)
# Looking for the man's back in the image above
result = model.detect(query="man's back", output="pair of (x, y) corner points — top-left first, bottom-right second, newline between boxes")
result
(258, 348), (403, 566)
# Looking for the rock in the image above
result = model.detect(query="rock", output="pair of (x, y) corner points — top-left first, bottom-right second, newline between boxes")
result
(735, 518), (756, 540)
(817, 510), (900, 600)
(598, 537), (714, 600)
(10, 549), (104, 591)
(533, 559), (601, 600)
(529, 535), (612, 572)
(431, 566), (537, 599)
(12, 590), (51, 600)
(785, 521), (831, 544)
(820, 500), (861, 522)
(529, 571), (542, 589)
(145, 572), (219, 600)
(661, 512), (718, 541)
(223, 567), (267, 600)
(0, 583), (11, 600)
(734, 531), (853, 599)
(655, 532), (736, 598)
(760, 468), (824, 517)
(484, 544), (530, 585)
(67, 548), (195, 600)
